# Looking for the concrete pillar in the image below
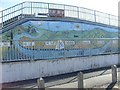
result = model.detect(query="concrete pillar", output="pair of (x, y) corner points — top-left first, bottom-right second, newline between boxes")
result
(78, 72), (84, 88)
(37, 77), (45, 90)
(111, 65), (117, 83)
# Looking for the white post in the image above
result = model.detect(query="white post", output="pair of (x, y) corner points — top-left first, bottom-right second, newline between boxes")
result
(78, 72), (84, 88)
(37, 78), (45, 90)
(111, 65), (117, 83)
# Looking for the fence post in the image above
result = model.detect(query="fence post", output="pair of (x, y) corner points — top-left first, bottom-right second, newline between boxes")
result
(1, 11), (3, 28)
(37, 77), (45, 90)
(77, 7), (79, 19)
(31, 2), (32, 14)
(78, 72), (84, 88)
(109, 14), (110, 25)
(111, 65), (117, 83)
(94, 10), (96, 22)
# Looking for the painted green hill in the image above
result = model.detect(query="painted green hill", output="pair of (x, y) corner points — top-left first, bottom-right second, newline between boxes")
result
(82, 28), (117, 38)
(45, 28), (117, 40)
(81, 28), (109, 38)
(2, 25), (118, 41)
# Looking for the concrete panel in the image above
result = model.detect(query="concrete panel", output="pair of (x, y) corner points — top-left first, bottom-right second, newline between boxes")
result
(1, 54), (119, 83)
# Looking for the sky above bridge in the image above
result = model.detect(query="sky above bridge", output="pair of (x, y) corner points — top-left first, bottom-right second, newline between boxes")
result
(0, 0), (119, 16)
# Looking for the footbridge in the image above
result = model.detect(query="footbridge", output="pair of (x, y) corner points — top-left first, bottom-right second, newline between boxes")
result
(0, 2), (119, 84)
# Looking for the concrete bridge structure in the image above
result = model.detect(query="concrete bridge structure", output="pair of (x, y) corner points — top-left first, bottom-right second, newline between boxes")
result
(0, 2), (119, 84)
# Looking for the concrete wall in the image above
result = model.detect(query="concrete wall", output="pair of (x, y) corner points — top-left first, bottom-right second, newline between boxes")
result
(1, 54), (119, 83)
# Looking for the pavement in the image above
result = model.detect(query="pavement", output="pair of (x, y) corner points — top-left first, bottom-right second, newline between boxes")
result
(2, 67), (120, 89)
(49, 72), (120, 89)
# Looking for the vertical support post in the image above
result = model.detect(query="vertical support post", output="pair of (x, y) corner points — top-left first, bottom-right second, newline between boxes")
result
(31, 2), (32, 14)
(77, 7), (79, 19)
(111, 65), (117, 83)
(64, 5), (65, 17)
(1, 11), (3, 28)
(48, 3), (49, 17)
(94, 10), (96, 22)
(21, 3), (23, 15)
(37, 78), (45, 90)
(78, 72), (84, 88)
(109, 14), (110, 25)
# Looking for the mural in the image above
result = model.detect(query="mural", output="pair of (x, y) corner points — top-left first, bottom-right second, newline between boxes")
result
(1, 20), (119, 60)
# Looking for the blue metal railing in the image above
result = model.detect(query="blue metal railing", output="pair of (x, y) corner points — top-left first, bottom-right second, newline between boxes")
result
(1, 39), (119, 62)
(0, 2), (119, 62)
(0, 2), (118, 28)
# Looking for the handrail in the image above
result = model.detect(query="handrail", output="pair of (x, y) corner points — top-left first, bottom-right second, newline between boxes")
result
(0, 1), (119, 28)
(2, 8), (25, 18)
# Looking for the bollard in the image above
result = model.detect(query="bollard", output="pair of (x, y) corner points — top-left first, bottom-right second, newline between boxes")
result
(37, 77), (45, 90)
(111, 65), (117, 83)
(78, 72), (84, 88)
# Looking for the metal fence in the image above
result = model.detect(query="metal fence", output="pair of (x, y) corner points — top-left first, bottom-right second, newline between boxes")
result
(0, 2), (119, 62)
(1, 39), (119, 62)
(0, 1), (118, 28)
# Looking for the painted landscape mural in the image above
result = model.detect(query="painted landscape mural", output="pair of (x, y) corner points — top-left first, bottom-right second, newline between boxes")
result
(1, 20), (119, 61)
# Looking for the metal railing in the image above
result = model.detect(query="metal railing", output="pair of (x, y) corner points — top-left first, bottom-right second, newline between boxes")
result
(1, 39), (119, 62)
(0, 2), (119, 62)
(0, 1), (118, 28)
